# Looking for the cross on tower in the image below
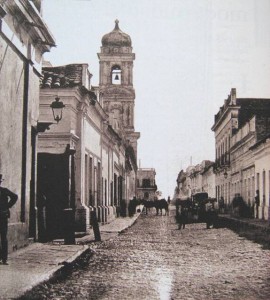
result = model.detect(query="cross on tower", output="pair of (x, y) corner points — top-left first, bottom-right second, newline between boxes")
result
(115, 19), (119, 29)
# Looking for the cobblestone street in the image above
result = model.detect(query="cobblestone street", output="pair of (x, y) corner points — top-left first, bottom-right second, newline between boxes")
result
(22, 208), (270, 300)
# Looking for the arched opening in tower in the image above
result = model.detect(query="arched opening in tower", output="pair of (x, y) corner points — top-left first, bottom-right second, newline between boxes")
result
(111, 65), (121, 85)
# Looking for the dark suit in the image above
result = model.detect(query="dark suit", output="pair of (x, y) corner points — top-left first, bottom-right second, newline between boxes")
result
(0, 187), (18, 263)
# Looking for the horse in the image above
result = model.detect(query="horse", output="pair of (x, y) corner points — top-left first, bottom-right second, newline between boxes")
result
(154, 199), (169, 216)
(141, 199), (155, 215)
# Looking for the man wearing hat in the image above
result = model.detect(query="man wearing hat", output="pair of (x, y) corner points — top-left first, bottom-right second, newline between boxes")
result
(0, 174), (18, 265)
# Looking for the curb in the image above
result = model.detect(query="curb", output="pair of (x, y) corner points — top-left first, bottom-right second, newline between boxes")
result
(17, 213), (142, 299)
(17, 245), (91, 300)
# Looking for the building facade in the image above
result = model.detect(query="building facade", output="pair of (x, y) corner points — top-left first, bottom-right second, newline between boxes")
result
(0, 1), (55, 249)
(174, 161), (215, 201)
(38, 63), (133, 239)
(251, 136), (270, 220)
(212, 88), (270, 219)
(38, 64), (99, 239)
(136, 168), (157, 200)
(37, 21), (141, 240)
(201, 162), (215, 198)
(174, 170), (189, 200)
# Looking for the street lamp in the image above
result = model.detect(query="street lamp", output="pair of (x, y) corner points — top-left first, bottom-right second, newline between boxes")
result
(37, 96), (65, 132)
(50, 96), (65, 123)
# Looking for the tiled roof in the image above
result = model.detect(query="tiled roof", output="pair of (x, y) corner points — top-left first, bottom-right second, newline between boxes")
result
(40, 64), (85, 88)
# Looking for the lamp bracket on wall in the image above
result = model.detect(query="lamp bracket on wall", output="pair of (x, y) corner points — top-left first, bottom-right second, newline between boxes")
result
(37, 122), (53, 133)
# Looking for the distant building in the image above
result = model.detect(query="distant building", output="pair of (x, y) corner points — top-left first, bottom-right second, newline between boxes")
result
(200, 162), (215, 198)
(212, 88), (270, 219)
(0, 1), (55, 249)
(174, 160), (214, 200)
(137, 168), (157, 200)
(174, 170), (189, 200)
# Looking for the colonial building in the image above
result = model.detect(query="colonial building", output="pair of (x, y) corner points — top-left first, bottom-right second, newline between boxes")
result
(185, 166), (194, 198)
(37, 20), (141, 240)
(98, 20), (140, 203)
(38, 63), (132, 239)
(39, 64), (100, 239)
(174, 170), (189, 200)
(0, 1), (55, 249)
(136, 168), (157, 200)
(212, 88), (270, 219)
(250, 135), (270, 219)
(174, 160), (215, 201)
(101, 119), (127, 222)
(201, 162), (215, 198)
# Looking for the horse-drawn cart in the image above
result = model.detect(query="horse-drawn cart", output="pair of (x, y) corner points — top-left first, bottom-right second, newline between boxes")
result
(175, 193), (218, 227)
(192, 192), (209, 222)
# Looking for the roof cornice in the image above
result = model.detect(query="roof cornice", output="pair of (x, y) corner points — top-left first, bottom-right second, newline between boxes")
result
(3, 0), (55, 54)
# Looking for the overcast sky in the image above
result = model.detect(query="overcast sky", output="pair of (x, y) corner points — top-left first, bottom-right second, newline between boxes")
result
(43, 0), (270, 198)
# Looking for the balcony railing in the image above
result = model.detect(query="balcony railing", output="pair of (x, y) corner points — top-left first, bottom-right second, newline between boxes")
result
(214, 152), (230, 171)
(137, 184), (157, 190)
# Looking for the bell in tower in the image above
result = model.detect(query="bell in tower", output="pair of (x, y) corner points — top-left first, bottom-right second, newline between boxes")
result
(98, 20), (140, 159)
(99, 20), (137, 131)
(112, 66), (121, 85)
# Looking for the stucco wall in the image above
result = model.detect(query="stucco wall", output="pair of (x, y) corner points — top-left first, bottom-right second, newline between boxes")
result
(0, 35), (40, 249)
(0, 37), (24, 197)
(254, 141), (270, 220)
(85, 122), (101, 157)
(0, 37), (30, 249)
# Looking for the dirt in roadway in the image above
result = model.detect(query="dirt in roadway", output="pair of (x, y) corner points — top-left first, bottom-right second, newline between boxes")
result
(20, 209), (270, 300)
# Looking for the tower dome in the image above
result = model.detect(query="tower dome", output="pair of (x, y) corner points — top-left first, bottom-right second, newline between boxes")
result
(101, 20), (132, 47)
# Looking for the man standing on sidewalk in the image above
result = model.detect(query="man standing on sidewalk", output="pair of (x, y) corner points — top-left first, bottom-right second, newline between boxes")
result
(254, 190), (260, 219)
(0, 174), (18, 265)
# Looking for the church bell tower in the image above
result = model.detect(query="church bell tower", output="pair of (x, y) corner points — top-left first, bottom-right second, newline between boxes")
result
(98, 20), (140, 157)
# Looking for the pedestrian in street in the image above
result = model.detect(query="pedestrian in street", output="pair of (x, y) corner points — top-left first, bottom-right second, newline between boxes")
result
(205, 199), (214, 229)
(254, 190), (260, 219)
(0, 174), (18, 265)
(218, 196), (225, 214)
(176, 204), (188, 230)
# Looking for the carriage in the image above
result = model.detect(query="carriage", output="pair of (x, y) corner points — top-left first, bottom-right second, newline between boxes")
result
(191, 192), (209, 222)
(176, 192), (218, 225)
(192, 193), (219, 227)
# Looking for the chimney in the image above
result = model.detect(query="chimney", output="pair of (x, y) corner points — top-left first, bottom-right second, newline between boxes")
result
(231, 88), (236, 105)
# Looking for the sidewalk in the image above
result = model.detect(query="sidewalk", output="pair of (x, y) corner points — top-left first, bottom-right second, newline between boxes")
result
(218, 214), (270, 249)
(0, 208), (142, 300)
(218, 214), (270, 231)
(77, 207), (143, 244)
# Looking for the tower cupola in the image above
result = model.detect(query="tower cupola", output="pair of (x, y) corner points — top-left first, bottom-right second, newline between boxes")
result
(98, 20), (140, 158)
(101, 20), (132, 47)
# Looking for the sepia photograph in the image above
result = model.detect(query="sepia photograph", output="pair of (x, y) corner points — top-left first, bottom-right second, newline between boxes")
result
(0, 0), (270, 299)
